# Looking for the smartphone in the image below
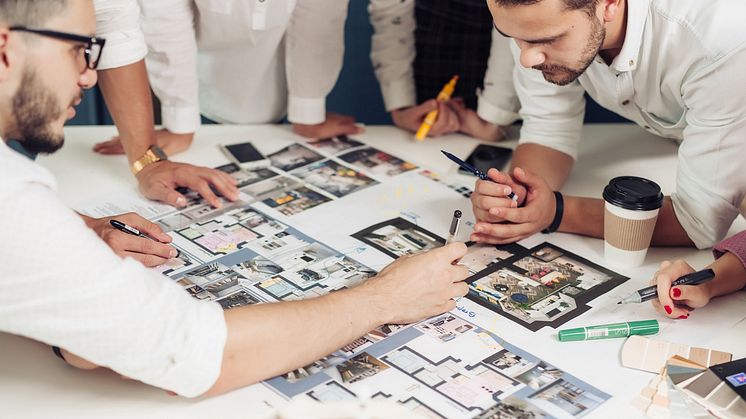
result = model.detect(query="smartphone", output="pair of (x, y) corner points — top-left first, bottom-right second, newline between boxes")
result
(220, 141), (270, 170)
(460, 143), (513, 175)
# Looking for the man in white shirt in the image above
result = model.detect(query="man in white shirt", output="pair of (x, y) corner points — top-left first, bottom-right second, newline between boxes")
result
(469, 0), (746, 249)
(92, 0), (363, 158)
(0, 0), (469, 397)
(369, 0), (519, 141)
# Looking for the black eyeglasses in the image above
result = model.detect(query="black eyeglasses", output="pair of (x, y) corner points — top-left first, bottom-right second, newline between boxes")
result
(9, 26), (106, 70)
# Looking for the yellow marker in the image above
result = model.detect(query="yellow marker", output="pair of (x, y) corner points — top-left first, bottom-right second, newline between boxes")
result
(415, 75), (459, 141)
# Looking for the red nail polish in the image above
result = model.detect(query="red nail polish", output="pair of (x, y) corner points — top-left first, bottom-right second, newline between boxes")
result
(672, 288), (681, 298)
(664, 305), (672, 314)
(678, 315), (687, 319)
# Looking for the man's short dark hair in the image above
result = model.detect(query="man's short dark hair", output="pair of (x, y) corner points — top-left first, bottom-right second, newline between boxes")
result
(494, 0), (601, 16)
(0, 0), (69, 28)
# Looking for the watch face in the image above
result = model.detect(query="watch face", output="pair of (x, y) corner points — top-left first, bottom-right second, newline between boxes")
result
(150, 145), (168, 160)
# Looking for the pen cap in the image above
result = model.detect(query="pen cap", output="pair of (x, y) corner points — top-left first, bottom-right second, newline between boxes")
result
(558, 328), (588, 342)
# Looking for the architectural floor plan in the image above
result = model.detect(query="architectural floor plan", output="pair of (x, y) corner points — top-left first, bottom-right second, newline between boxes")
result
(83, 135), (624, 417)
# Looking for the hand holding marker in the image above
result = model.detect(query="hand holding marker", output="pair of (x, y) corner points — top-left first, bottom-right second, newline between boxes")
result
(617, 269), (715, 304)
(110, 219), (181, 258)
(415, 75), (459, 141)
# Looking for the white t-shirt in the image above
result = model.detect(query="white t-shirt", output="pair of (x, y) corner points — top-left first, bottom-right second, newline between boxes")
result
(0, 139), (227, 397)
(512, 0), (746, 249)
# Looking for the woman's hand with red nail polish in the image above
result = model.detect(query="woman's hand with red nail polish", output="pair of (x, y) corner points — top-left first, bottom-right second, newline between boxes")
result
(650, 260), (699, 318)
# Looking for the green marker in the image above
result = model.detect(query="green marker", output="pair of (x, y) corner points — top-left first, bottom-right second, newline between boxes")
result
(558, 320), (659, 342)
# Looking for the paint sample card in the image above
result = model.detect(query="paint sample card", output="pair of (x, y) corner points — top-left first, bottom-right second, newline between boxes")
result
(710, 357), (746, 399)
(622, 336), (733, 373)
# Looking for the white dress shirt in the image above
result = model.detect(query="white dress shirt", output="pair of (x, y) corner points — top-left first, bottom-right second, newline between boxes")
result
(0, 140), (226, 397)
(368, 0), (519, 126)
(94, 0), (147, 70)
(512, 0), (746, 249)
(139, 0), (349, 133)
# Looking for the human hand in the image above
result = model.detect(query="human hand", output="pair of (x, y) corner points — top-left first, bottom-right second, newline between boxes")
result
(60, 348), (99, 370)
(449, 99), (508, 142)
(292, 112), (364, 139)
(471, 168), (555, 244)
(391, 99), (461, 137)
(368, 243), (469, 325)
(93, 129), (195, 156)
(136, 160), (239, 208)
(82, 212), (177, 267)
(651, 260), (710, 319)
(470, 168), (527, 225)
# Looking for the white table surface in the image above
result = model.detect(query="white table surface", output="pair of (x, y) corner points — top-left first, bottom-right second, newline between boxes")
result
(2, 124), (744, 419)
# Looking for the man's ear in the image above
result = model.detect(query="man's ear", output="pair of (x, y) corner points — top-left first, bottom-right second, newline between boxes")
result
(601, 0), (623, 24)
(0, 28), (12, 82)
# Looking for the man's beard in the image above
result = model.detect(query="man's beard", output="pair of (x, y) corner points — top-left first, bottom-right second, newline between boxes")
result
(10, 69), (70, 155)
(533, 16), (606, 86)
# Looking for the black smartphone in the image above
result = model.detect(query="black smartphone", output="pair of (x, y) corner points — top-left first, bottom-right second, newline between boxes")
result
(220, 141), (269, 169)
(460, 143), (513, 175)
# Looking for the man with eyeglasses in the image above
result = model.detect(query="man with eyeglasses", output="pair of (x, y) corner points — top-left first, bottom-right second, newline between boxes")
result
(0, 0), (470, 397)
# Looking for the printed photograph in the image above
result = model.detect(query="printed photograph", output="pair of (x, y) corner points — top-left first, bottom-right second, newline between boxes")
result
(217, 289), (263, 309)
(415, 314), (474, 343)
(465, 243), (628, 332)
(307, 135), (364, 155)
(531, 246), (564, 263)
(474, 397), (550, 419)
(240, 176), (300, 201)
(262, 186), (332, 216)
(179, 263), (246, 298)
(336, 352), (390, 383)
(267, 143), (324, 172)
(483, 349), (535, 377)
(233, 255), (285, 282)
(515, 363), (562, 390)
(339, 147), (418, 178)
(462, 242), (525, 275)
(352, 217), (444, 259)
(291, 160), (379, 198)
(530, 379), (606, 417)
(282, 354), (346, 383)
(216, 163), (278, 188)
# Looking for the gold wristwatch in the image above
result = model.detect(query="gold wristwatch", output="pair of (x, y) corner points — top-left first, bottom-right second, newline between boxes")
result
(130, 145), (168, 175)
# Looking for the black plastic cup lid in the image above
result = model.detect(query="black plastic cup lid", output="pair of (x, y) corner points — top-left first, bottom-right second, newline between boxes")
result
(603, 176), (663, 211)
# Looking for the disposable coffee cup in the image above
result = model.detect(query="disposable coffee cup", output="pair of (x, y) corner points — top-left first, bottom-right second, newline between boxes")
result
(602, 176), (663, 267)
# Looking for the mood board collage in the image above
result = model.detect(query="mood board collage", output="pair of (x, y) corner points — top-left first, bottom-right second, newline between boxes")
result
(81, 135), (635, 418)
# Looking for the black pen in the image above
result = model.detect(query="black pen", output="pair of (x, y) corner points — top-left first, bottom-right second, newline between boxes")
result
(441, 150), (518, 202)
(109, 219), (180, 258)
(617, 268), (715, 304)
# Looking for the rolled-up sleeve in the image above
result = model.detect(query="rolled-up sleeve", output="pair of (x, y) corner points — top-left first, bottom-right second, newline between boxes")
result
(368, 0), (417, 112)
(511, 42), (586, 159)
(94, 0), (147, 69)
(0, 147), (226, 397)
(286, 0), (349, 124)
(672, 48), (746, 249)
(139, 0), (201, 134)
(713, 231), (746, 272)
(477, 30), (520, 127)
